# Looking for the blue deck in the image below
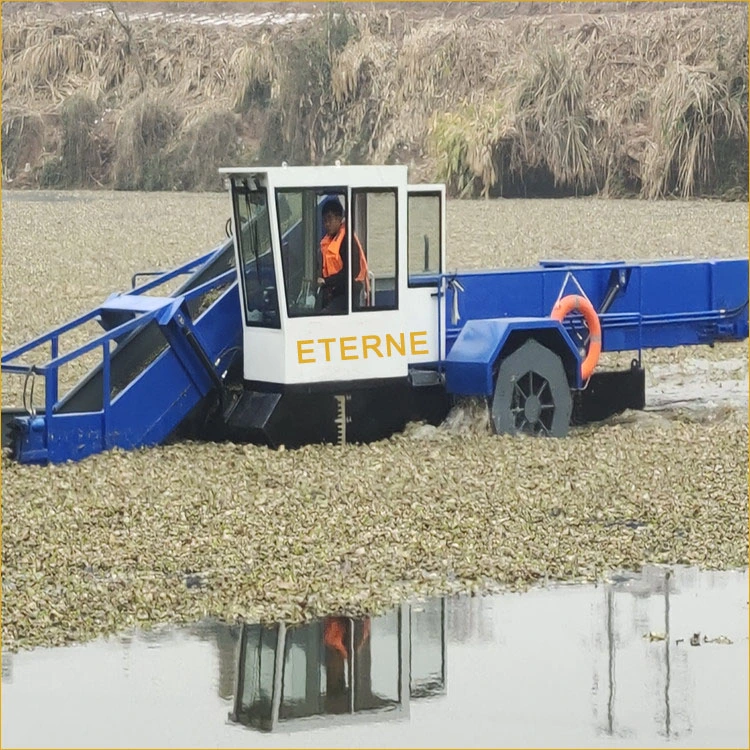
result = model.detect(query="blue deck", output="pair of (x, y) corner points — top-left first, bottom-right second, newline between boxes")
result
(441, 258), (748, 354)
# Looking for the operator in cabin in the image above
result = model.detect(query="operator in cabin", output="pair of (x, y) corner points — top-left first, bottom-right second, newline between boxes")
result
(317, 199), (369, 312)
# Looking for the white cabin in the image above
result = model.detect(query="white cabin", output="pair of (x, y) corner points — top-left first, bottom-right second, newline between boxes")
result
(220, 165), (446, 387)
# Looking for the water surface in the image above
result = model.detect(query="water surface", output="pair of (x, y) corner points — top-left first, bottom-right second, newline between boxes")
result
(2, 565), (746, 748)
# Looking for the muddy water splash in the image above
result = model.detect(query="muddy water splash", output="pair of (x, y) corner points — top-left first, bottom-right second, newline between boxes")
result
(403, 351), (748, 440)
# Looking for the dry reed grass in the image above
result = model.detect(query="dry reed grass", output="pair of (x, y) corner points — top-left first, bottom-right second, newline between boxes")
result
(513, 42), (596, 193)
(642, 62), (748, 198)
(2, 5), (746, 196)
(168, 108), (247, 191)
(112, 94), (180, 190)
(34, 94), (103, 188)
(1, 108), (47, 182)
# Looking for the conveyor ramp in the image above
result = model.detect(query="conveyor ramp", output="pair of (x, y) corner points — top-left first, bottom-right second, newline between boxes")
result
(2, 240), (241, 464)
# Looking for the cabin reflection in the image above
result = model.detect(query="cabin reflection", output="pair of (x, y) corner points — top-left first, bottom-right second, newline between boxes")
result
(229, 599), (446, 732)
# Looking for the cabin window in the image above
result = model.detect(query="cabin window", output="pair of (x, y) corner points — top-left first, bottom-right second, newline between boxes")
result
(231, 180), (280, 328)
(276, 188), (350, 317)
(351, 189), (398, 312)
(409, 598), (446, 697)
(407, 192), (442, 283)
(234, 611), (404, 728)
(234, 623), (278, 729)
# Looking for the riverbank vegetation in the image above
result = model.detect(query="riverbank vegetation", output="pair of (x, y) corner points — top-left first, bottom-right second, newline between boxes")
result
(2, 3), (746, 197)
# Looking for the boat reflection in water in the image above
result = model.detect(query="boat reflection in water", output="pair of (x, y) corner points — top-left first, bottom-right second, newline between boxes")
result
(229, 600), (446, 732)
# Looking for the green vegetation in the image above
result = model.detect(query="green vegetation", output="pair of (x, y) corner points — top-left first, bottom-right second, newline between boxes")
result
(430, 103), (515, 198)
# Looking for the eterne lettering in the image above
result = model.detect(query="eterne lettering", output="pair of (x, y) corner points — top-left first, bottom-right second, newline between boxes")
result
(296, 332), (430, 364)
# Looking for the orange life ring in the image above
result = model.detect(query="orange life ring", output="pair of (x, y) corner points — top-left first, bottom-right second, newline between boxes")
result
(550, 294), (602, 380)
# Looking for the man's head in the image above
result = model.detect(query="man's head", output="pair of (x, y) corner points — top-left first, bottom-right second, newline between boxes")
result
(322, 199), (345, 237)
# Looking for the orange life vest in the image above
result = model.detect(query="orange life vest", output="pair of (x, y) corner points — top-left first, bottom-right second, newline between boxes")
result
(320, 224), (370, 295)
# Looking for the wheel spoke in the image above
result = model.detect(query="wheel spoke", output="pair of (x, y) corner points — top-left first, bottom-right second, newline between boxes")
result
(513, 381), (527, 401)
(536, 379), (549, 399)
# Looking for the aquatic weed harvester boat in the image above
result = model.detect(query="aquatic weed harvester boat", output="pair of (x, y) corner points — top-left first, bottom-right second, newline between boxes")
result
(2, 165), (748, 463)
